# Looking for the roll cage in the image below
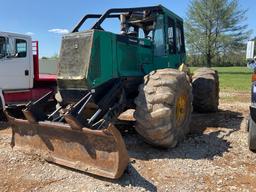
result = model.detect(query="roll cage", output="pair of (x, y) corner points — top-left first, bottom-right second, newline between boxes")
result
(72, 6), (164, 34)
(71, 5), (185, 55)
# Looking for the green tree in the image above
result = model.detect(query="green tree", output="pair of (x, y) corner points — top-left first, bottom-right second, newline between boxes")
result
(185, 0), (250, 67)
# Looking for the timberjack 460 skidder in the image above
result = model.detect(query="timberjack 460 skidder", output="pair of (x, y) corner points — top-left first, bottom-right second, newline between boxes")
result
(5, 5), (219, 179)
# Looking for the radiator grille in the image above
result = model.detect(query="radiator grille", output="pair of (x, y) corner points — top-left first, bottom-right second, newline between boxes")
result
(58, 31), (93, 79)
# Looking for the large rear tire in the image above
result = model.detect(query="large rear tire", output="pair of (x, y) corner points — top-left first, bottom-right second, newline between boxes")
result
(134, 69), (192, 148)
(248, 116), (256, 151)
(192, 68), (219, 113)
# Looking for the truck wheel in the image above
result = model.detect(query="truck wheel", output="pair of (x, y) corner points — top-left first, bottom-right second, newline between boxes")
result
(134, 69), (192, 148)
(192, 68), (219, 112)
(249, 116), (256, 151)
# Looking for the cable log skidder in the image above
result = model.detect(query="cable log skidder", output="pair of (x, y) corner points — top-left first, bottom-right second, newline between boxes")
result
(5, 5), (219, 179)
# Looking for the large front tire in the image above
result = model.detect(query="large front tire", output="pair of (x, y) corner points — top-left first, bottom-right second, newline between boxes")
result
(134, 69), (192, 148)
(192, 68), (219, 113)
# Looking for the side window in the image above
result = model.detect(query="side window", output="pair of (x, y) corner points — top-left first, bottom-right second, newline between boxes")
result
(176, 22), (185, 53)
(168, 18), (176, 54)
(154, 15), (165, 56)
(15, 39), (27, 58)
(0, 36), (6, 58)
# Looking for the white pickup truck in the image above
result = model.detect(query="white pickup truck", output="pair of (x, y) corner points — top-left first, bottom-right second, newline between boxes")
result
(0, 32), (56, 117)
(247, 40), (256, 151)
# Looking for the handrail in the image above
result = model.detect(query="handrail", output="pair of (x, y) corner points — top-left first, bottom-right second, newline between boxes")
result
(72, 14), (120, 33)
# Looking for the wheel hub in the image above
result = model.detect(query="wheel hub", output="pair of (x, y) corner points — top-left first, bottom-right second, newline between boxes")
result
(176, 94), (188, 127)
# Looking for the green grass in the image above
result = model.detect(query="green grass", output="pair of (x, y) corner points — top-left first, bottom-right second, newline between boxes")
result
(191, 66), (252, 92)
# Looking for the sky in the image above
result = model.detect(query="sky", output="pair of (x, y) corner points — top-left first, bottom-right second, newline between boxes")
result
(1, 0), (255, 57)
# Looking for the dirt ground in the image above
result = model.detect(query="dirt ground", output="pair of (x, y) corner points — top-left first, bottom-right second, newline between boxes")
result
(0, 91), (256, 192)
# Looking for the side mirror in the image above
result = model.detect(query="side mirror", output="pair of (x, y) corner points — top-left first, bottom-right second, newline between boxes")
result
(246, 41), (255, 61)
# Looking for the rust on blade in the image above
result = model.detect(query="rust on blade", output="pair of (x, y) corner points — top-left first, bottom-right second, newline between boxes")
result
(5, 110), (129, 179)
(22, 110), (37, 123)
(64, 114), (83, 130)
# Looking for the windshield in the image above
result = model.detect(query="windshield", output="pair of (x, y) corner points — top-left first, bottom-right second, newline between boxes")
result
(0, 37), (6, 58)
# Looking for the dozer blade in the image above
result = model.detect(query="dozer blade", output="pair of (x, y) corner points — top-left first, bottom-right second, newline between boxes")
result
(5, 111), (129, 179)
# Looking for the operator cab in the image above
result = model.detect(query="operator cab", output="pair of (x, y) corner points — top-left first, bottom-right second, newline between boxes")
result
(72, 5), (186, 69)
(58, 5), (186, 93)
(117, 8), (185, 55)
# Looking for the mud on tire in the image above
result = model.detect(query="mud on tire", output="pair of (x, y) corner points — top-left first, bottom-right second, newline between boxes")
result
(192, 68), (219, 113)
(134, 69), (192, 148)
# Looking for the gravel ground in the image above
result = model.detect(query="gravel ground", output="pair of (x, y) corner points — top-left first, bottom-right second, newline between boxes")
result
(0, 91), (256, 192)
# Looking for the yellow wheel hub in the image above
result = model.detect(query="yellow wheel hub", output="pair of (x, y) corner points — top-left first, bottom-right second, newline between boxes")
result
(176, 94), (188, 127)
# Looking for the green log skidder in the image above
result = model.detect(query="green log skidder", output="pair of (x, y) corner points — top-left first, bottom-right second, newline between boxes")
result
(5, 5), (219, 179)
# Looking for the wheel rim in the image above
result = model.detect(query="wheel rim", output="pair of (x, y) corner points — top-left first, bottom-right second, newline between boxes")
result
(176, 94), (188, 127)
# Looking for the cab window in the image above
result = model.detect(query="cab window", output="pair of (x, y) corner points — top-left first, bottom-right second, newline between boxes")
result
(168, 18), (176, 54)
(154, 15), (165, 56)
(15, 39), (27, 58)
(176, 22), (185, 53)
(0, 36), (6, 58)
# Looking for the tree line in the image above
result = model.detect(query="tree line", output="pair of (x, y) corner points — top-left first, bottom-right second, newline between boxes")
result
(185, 0), (253, 67)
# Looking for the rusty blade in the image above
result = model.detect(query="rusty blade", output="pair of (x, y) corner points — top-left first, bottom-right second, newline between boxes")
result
(5, 111), (129, 179)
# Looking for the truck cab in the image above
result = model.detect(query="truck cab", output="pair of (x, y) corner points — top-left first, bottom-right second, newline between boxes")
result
(0, 32), (34, 90)
(0, 32), (56, 110)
